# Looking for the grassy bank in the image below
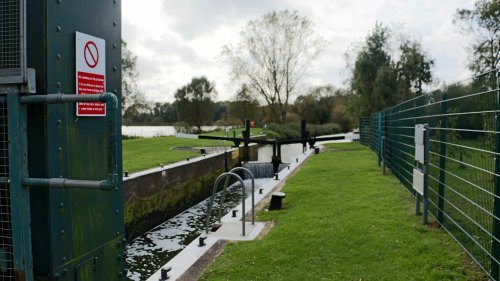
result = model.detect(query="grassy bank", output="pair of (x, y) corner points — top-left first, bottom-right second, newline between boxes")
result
(200, 142), (485, 280)
(122, 128), (263, 173)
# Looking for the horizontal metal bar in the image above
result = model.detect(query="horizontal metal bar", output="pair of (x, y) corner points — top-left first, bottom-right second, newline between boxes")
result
(20, 93), (118, 109)
(428, 162), (498, 200)
(426, 199), (499, 278)
(22, 177), (112, 190)
(427, 198), (499, 265)
(429, 139), (500, 156)
(427, 184), (497, 244)
(429, 151), (498, 177)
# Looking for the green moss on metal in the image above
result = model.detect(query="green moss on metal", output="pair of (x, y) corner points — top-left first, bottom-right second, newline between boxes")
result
(124, 168), (225, 231)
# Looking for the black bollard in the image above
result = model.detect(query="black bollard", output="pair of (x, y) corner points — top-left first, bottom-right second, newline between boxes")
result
(160, 266), (172, 280)
(198, 235), (207, 247)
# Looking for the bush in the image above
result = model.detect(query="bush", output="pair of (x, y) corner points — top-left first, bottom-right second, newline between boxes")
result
(308, 123), (341, 136)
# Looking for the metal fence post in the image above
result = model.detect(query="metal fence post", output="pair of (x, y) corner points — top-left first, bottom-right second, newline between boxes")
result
(378, 112), (382, 167)
(438, 92), (447, 225)
(492, 70), (500, 280)
(423, 124), (429, 225)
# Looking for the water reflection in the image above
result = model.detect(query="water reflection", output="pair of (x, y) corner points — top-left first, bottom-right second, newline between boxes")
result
(257, 143), (304, 163)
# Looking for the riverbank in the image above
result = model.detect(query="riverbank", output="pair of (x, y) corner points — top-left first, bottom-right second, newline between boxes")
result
(199, 142), (485, 280)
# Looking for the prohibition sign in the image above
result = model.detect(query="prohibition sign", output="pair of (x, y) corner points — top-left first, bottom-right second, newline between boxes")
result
(84, 41), (99, 68)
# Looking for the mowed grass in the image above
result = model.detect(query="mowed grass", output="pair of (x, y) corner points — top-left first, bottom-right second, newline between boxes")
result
(123, 128), (264, 173)
(200, 142), (486, 281)
(123, 136), (230, 173)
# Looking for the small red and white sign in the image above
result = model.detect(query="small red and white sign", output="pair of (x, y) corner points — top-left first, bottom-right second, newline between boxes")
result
(76, 31), (106, 116)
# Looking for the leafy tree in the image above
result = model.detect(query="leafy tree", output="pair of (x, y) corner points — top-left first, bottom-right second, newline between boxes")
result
(123, 103), (152, 125)
(174, 76), (216, 131)
(221, 10), (326, 123)
(348, 23), (434, 117)
(152, 102), (177, 124)
(294, 85), (353, 131)
(228, 84), (260, 124)
(121, 40), (146, 112)
(454, 0), (499, 74)
(294, 86), (334, 124)
(396, 40), (434, 99)
(350, 23), (392, 115)
(213, 101), (229, 122)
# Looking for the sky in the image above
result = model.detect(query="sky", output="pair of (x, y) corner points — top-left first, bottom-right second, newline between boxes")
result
(122, 0), (476, 103)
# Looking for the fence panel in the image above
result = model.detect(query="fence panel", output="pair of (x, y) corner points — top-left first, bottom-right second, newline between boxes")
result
(361, 69), (500, 280)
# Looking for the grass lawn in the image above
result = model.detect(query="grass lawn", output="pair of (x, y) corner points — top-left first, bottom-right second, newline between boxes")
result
(199, 142), (486, 281)
(122, 128), (264, 173)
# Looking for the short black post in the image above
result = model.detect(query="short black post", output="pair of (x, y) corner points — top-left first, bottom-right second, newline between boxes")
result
(301, 119), (307, 151)
(124, 171), (128, 177)
(198, 235), (207, 247)
(232, 209), (238, 217)
(259, 188), (263, 194)
(243, 119), (250, 162)
(269, 192), (286, 211)
(224, 151), (228, 172)
(160, 266), (172, 281)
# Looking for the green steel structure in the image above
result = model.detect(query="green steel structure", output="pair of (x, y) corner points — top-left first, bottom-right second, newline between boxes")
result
(0, 0), (124, 280)
(360, 69), (500, 280)
(358, 117), (370, 146)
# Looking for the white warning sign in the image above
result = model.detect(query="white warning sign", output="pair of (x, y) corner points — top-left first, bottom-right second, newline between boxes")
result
(75, 31), (106, 116)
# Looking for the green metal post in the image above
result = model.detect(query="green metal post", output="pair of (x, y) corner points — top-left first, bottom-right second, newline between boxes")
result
(492, 70), (500, 280)
(378, 112), (382, 167)
(7, 94), (33, 280)
(438, 92), (447, 225)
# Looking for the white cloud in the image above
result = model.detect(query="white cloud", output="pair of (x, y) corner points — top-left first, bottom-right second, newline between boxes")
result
(123, 0), (477, 103)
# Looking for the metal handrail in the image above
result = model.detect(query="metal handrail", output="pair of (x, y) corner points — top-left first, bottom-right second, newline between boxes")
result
(205, 172), (247, 236)
(20, 93), (118, 191)
(217, 167), (255, 225)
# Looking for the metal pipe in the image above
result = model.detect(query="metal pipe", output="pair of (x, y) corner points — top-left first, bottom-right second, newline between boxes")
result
(205, 172), (246, 236)
(217, 177), (231, 223)
(20, 92), (119, 191)
(22, 177), (111, 190)
(229, 167), (255, 225)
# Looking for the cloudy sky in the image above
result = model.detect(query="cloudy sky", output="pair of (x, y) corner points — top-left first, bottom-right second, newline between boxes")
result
(122, 0), (476, 103)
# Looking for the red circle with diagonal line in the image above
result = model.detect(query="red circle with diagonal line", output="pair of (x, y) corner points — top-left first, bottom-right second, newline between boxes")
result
(84, 41), (99, 68)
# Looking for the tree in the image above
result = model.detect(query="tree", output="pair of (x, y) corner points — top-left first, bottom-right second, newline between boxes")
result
(221, 10), (326, 123)
(152, 102), (177, 124)
(396, 40), (434, 99)
(348, 23), (434, 117)
(228, 84), (260, 124)
(174, 76), (216, 131)
(122, 40), (146, 111)
(293, 85), (353, 131)
(454, 0), (499, 74)
(294, 86), (334, 124)
(350, 23), (393, 115)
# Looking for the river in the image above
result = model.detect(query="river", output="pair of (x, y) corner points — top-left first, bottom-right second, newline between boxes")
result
(122, 126), (233, 138)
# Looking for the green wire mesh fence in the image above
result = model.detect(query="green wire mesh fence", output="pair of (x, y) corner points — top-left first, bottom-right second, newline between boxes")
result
(360, 69), (500, 280)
